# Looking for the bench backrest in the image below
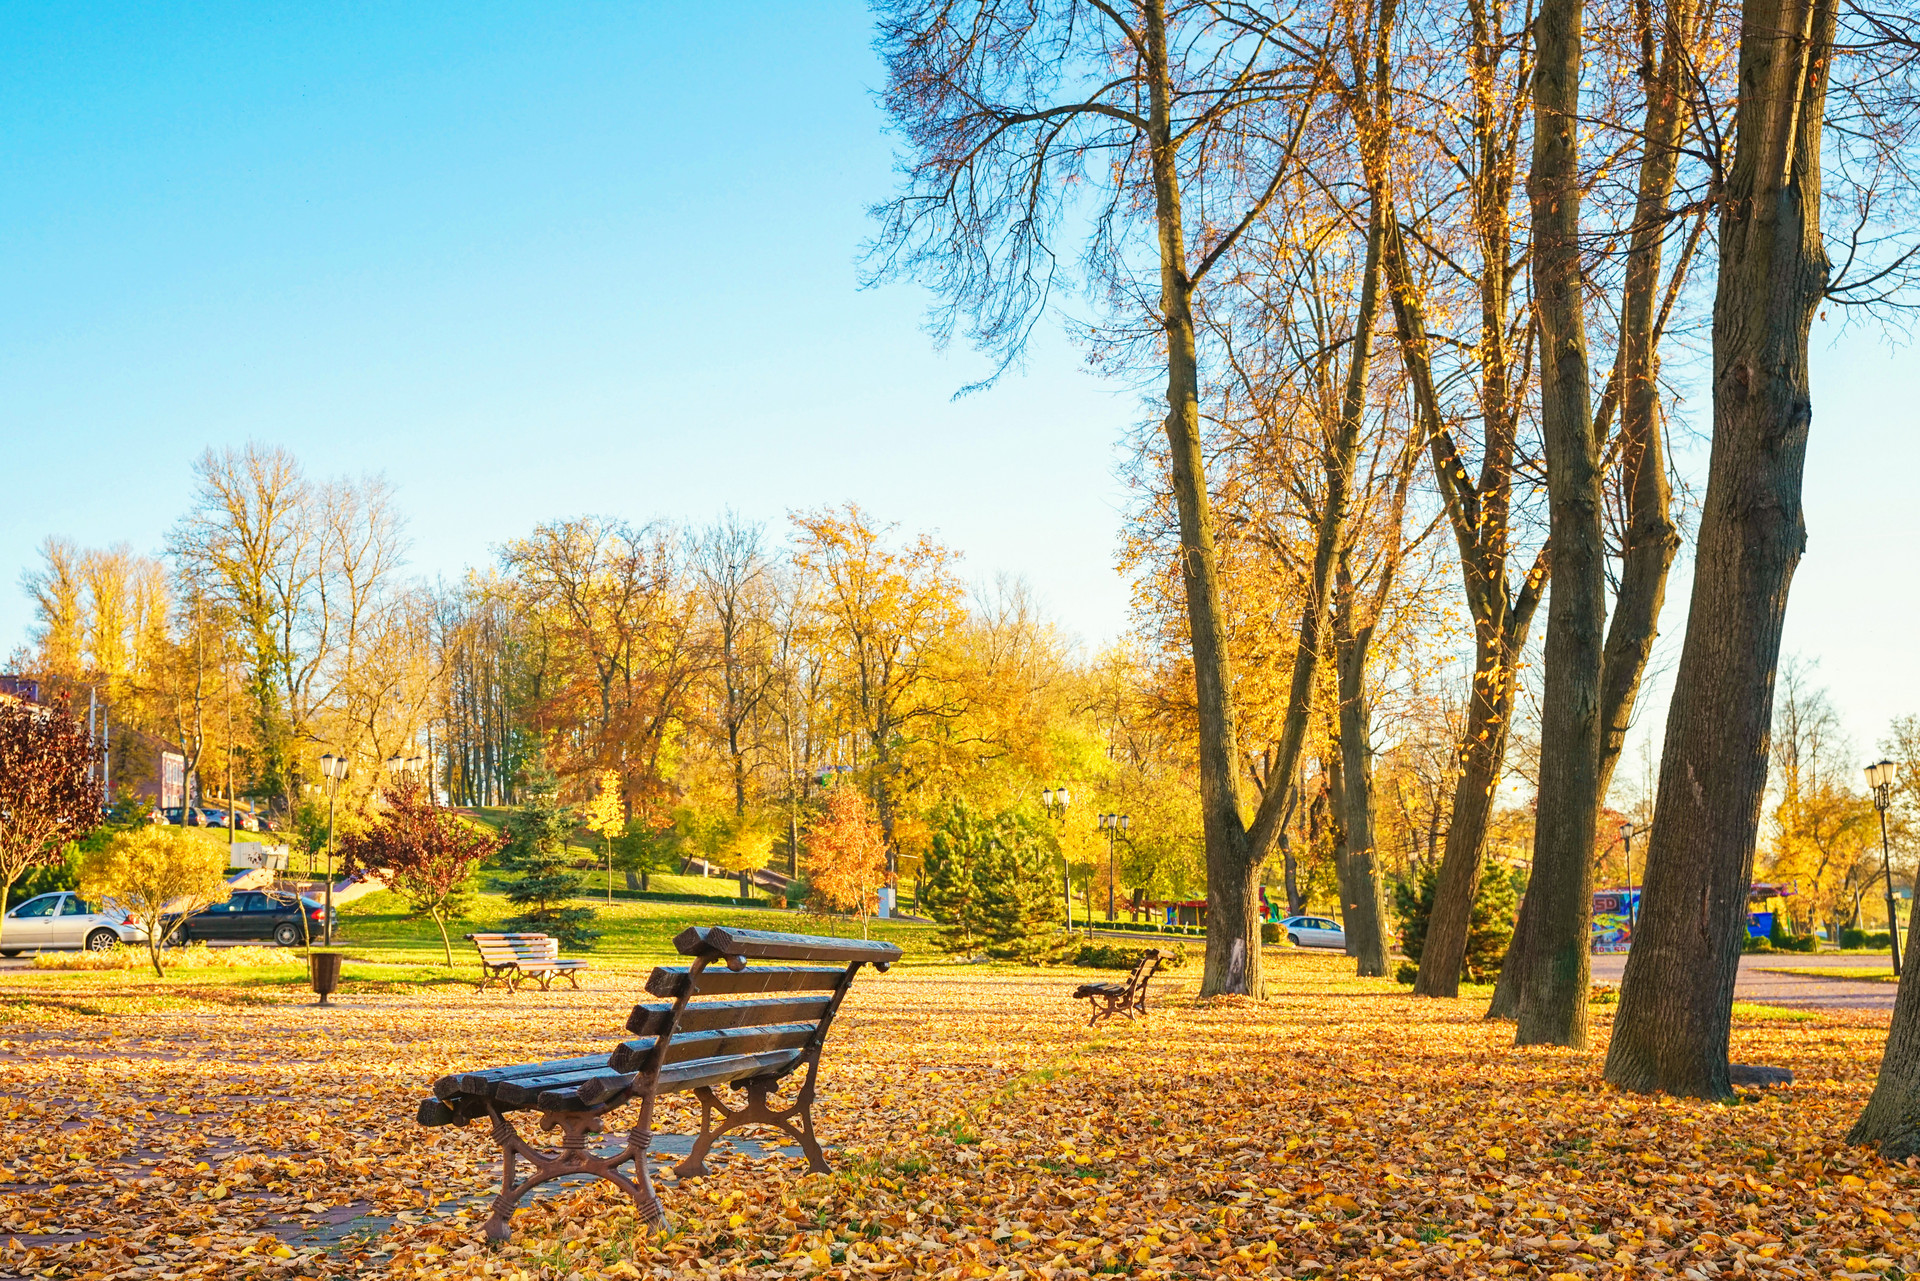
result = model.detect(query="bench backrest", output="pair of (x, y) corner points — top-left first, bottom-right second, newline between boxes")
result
(471, 932), (559, 966)
(608, 926), (903, 1088)
(1125, 948), (1165, 994)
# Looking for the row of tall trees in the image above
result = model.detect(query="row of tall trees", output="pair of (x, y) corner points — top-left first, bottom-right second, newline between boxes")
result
(21, 445), (433, 827)
(867, 0), (1920, 1104)
(21, 460), (1470, 912)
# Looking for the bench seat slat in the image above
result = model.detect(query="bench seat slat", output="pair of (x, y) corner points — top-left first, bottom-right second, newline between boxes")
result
(656, 1049), (805, 1092)
(627, 995), (833, 1037)
(608, 1022), (821, 1072)
(492, 1065), (623, 1107)
(646, 965), (846, 998)
(434, 1052), (612, 1100)
(676, 925), (904, 966)
(417, 1095), (490, 1127)
(535, 1071), (637, 1111)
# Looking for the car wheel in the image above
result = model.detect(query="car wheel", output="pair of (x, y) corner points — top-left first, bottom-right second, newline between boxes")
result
(85, 929), (119, 952)
(0, 950), (18, 959)
(172, 927), (190, 946)
(1286, 932), (1301, 947)
(273, 922), (300, 947)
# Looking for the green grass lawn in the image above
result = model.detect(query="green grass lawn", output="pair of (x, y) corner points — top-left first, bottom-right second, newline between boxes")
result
(1757, 965), (1901, 983)
(1729, 1001), (1820, 1021)
(331, 888), (943, 972)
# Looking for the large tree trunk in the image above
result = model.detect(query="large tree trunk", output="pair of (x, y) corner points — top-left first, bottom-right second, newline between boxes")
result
(1414, 639), (1520, 995)
(1513, 0), (1606, 1050)
(1380, 208), (1545, 999)
(1328, 750), (1354, 951)
(1336, 601), (1391, 978)
(1141, 0), (1259, 997)
(1603, 0), (1833, 1097)
(1854, 891), (1920, 1154)
(1487, 0), (1686, 1023)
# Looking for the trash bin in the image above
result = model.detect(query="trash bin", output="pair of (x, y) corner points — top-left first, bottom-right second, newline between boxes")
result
(309, 951), (344, 1005)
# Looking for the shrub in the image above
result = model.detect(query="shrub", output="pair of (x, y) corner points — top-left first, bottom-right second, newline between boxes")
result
(1395, 962), (1418, 985)
(1066, 942), (1186, 970)
(1840, 928), (1893, 950)
(1391, 869), (1516, 982)
(1260, 922), (1280, 946)
(1743, 934), (1774, 953)
(32, 942), (298, 971)
(76, 826), (232, 977)
(1780, 933), (1818, 953)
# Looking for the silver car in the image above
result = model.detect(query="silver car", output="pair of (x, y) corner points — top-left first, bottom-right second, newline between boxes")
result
(0, 891), (149, 957)
(1279, 914), (1346, 949)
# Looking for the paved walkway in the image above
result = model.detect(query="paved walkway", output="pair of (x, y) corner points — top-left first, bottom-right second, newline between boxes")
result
(1590, 951), (1899, 1011)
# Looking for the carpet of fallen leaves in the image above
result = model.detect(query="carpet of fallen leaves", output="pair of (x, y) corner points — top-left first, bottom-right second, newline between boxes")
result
(2, 950), (1915, 1281)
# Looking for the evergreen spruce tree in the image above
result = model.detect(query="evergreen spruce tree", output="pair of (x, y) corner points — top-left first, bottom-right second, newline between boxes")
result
(974, 811), (1063, 964)
(924, 798), (990, 956)
(1463, 868), (1518, 983)
(499, 767), (598, 948)
(1392, 868), (1515, 984)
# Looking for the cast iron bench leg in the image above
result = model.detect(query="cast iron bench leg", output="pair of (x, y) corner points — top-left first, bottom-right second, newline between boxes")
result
(481, 1100), (665, 1243)
(676, 1080), (828, 1179)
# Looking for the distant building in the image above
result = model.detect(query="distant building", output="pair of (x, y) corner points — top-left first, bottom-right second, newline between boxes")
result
(0, 673), (187, 811)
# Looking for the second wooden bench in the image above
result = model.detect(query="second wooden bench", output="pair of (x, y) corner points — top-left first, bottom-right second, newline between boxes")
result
(469, 932), (591, 993)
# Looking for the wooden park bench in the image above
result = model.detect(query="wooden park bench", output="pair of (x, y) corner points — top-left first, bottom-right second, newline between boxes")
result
(1071, 948), (1166, 1026)
(469, 932), (591, 993)
(419, 925), (901, 1241)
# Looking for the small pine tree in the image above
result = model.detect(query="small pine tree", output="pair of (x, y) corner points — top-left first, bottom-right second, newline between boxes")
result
(1463, 868), (1518, 983)
(499, 769), (597, 948)
(973, 812), (1063, 964)
(924, 797), (990, 956)
(1392, 868), (1516, 983)
(1391, 873), (1435, 965)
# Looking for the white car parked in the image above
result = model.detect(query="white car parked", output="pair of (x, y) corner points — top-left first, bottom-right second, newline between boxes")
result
(1279, 914), (1346, 949)
(1, 891), (148, 957)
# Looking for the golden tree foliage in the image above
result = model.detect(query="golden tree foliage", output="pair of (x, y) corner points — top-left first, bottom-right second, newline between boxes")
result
(806, 785), (890, 929)
(583, 769), (626, 904)
(76, 826), (231, 978)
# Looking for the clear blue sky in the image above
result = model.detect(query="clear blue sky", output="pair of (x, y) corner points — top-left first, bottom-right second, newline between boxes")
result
(2, 3), (1913, 768)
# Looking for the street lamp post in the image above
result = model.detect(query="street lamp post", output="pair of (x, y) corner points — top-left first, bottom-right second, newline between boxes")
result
(1867, 760), (1902, 976)
(1099, 813), (1131, 923)
(1041, 787), (1071, 928)
(1619, 821), (1642, 933)
(318, 753), (351, 947)
(386, 750), (426, 785)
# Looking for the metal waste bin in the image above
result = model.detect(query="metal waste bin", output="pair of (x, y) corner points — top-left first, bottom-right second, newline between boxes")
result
(309, 950), (344, 1005)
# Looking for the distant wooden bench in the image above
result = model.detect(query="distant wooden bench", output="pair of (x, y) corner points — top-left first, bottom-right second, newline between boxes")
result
(469, 932), (591, 993)
(1071, 948), (1166, 1026)
(419, 925), (901, 1241)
